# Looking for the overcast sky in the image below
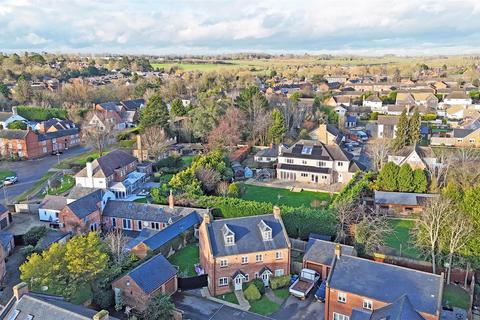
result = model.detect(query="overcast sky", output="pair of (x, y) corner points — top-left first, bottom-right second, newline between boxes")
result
(1, 0), (480, 55)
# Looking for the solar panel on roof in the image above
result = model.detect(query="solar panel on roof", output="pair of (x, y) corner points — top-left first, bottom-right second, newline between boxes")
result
(301, 146), (313, 155)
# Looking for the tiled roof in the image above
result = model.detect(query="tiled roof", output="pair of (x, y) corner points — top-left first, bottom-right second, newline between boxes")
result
(38, 128), (79, 141)
(206, 214), (289, 257)
(328, 255), (442, 316)
(277, 163), (330, 174)
(39, 195), (68, 211)
(65, 189), (103, 219)
(304, 238), (355, 266)
(374, 191), (438, 206)
(281, 140), (351, 161)
(75, 149), (137, 178)
(67, 186), (100, 200)
(0, 112), (13, 122)
(0, 129), (28, 139)
(453, 128), (475, 138)
(126, 254), (177, 294)
(392, 145), (436, 159)
(368, 294), (425, 320)
(121, 98), (145, 111)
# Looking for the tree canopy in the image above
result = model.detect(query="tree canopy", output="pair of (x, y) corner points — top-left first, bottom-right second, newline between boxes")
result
(140, 93), (169, 129)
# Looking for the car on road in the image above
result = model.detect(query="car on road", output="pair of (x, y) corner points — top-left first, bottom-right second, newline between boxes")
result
(3, 176), (18, 185)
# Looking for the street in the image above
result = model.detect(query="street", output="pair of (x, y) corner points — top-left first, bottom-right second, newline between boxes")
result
(0, 146), (90, 205)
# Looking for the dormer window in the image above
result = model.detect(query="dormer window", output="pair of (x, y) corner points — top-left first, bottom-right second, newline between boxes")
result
(222, 224), (235, 246)
(225, 235), (234, 245)
(258, 220), (272, 241)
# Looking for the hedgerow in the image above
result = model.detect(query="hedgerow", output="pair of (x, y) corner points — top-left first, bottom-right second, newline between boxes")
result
(16, 105), (67, 121)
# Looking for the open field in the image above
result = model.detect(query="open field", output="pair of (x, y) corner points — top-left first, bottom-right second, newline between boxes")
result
(239, 183), (331, 208)
(384, 218), (422, 259)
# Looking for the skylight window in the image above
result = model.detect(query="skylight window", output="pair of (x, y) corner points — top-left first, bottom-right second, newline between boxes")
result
(301, 146), (313, 155)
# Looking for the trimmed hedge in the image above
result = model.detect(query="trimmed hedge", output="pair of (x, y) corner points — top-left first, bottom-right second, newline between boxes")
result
(269, 275), (290, 290)
(252, 278), (265, 295)
(16, 106), (67, 121)
(243, 282), (261, 301)
(333, 171), (375, 206)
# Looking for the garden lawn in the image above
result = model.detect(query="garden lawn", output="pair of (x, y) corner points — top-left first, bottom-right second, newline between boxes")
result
(240, 184), (331, 208)
(0, 169), (15, 181)
(216, 292), (238, 305)
(273, 288), (289, 300)
(384, 219), (422, 259)
(167, 244), (199, 277)
(249, 295), (281, 316)
(69, 284), (92, 305)
(47, 175), (75, 195)
(443, 284), (470, 309)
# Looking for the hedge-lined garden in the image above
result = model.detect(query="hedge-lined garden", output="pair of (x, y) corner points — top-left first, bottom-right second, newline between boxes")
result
(16, 105), (67, 121)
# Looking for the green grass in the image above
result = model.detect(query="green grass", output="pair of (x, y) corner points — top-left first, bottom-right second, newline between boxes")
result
(47, 175), (75, 195)
(239, 184), (332, 208)
(133, 197), (148, 203)
(54, 150), (109, 169)
(154, 173), (174, 185)
(443, 284), (470, 309)
(0, 169), (15, 181)
(17, 172), (55, 202)
(69, 284), (92, 305)
(249, 295), (281, 316)
(119, 139), (135, 149)
(168, 244), (199, 277)
(384, 219), (422, 259)
(216, 292), (239, 305)
(273, 288), (290, 300)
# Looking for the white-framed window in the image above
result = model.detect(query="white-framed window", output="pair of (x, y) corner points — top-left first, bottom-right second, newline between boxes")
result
(241, 256), (248, 264)
(151, 222), (160, 230)
(123, 219), (132, 230)
(225, 235), (234, 245)
(337, 291), (347, 303)
(220, 259), (228, 268)
(286, 158), (294, 164)
(137, 220), (142, 230)
(337, 161), (344, 166)
(245, 273), (249, 281)
(219, 277), (228, 286)
(363, 299), (373, 310)
(318, 161), (326, 167)
(263, 230), (272, 240)
(112, 218), (116, 228)
(275, 251), (282, 260)
(256, 254), (263, 262)
(333, 313), (349, 320)
(275, 269), (284, 276)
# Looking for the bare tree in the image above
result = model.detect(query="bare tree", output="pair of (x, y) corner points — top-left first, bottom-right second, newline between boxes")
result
(441, 212), (474, 284)
(195, 167), (221, 194)
(216, 181), (229, 197)
(142, 126), (171, 160)
(334, 199), (356, 244)
(414, 197), (454, 274)
(366, 139), (392, 171)
(425, 150), (450, 192)
(105, 228), (129, 266)
(81, 118), (116, 156)
(355, 213), (392, 255)
(252, 109), (272, 145)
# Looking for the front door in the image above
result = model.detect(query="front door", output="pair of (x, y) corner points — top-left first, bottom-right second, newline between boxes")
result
(261, 272), (270, 287)
(234, 276), (243, 291)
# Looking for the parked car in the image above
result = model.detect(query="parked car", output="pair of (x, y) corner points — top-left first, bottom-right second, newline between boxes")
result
(3, 176), (17, 185)
(314, 280), (327, 302)
(289, 268), (320, 300)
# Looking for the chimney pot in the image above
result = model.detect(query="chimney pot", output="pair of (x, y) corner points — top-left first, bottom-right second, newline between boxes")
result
(93, 310), (109, 320)
(335, 244), (341, 259)
(13, 282), (29, 301)
(168, 189), (174, 209)
(273, 206), (281, 219)
(203, 213), (210, 224)
(86, 162), (93, 179)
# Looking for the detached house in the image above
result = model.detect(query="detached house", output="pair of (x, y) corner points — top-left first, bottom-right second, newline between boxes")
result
(325, 251), (443, 320)
(443, 91), (472, 105)
(276, 140), (361, 185)
(362, 95), (383, 111)
(377, 116), (399, 139)
(75, 150), (148, 198)
(387, 145), (439, 170)
(0, 107), (26, 129)
(199, 208), (291, 295)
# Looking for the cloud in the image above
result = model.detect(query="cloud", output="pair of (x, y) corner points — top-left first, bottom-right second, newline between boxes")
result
(0, 0), (479, 54)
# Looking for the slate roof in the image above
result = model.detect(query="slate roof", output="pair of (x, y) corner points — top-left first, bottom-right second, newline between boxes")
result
(351, 308), (372, 320)
(281, 140), (351, 161)
(36, 230), (70, 251)
(255, 145), (278, 158)
(103, 200), (198, 223)
(39, 195), (68, 211)
(126, 254), (177, 294)
(392, 145), (436, 159)
(206, 214), (289, 257)
(368, 294), (425, 320)
(98, 101), (119, 111)
(121, 98), (145, 111)
(453, 128), (475, 138)
(0, 129), (28, 139)
(67, 186), (100, 200)
(374, 191), (439, 206)
(0, 292), (119, 320)
(75, 149), (137, 178)
(38, 128), (79, 141)
(304, 238), (355, 266)
(0, 203), (8, 214)
(328, 255), (442, 316)
(0, 232), (13, 250)
(0, 112), (14, 122)
(143, 212), (203, 251)
(65, 189), (103, 219)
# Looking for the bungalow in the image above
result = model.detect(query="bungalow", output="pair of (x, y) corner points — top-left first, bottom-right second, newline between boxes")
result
(0, 107), (26, 129)
(112, 254), (178, 311)
(374, 190), (439, 215)
(325, 251), (443, 320)
(387, 145), (439, 170)
(444, 91), (472, 105)
(362, 94), (383, 110)
(430, 127), (480, 148)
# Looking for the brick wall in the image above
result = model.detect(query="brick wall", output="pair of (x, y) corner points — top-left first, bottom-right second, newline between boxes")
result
(59, 207), (101, 234)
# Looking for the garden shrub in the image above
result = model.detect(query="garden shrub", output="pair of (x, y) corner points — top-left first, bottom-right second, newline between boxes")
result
(93, 289), (114, 309)
(269, 275), (290, 290)
(20, 245), (35, 258)
(243, 282), (261, 301)
(251, 278), (265, 295)
(16, 106), (67, 121)
(24, 226), (48, 246)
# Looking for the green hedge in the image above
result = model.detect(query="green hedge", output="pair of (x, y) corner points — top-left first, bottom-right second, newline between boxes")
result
(333, 171), (375, 206)
(16, 106), (67, 121)
(196, 196), (337, 239)
(269, 275), (290, 290)
(252, 278), (265, 295)
(243, 282), (261, 301)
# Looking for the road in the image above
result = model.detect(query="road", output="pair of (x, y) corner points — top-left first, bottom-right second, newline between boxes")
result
(0, 146), (90, 205)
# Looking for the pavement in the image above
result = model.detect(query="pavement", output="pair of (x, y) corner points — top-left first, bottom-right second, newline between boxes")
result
(0, 146), (90, 205)
(173, 291), (271, 320)
(270, 295), (325, 320)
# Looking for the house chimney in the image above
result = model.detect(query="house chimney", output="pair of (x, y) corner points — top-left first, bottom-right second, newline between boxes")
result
(13, 282), (29, 301)
(203, 213), (210, 224)
(168, 190), (174, 209)
(335, 244), (341, 259)
(86, 162), (93, 178)
(273, 206), (281, 219)
(93, 310), (109, 320)
(12, 106), (17, 115)
(136, 134), (143, 163)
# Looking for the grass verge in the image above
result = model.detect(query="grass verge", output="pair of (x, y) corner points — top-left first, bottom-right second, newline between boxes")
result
(216, 292), (239, 305)
(249, 295), (281, 316)
(17, 172), (55, 202)
(47, 175), (75, 195)
(0, 170), (15, 181)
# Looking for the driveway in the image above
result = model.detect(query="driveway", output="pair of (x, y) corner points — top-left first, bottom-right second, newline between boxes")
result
(271, 295), (325, 320)
(0, 146), (90, 204)
(172, 291), (271, 320)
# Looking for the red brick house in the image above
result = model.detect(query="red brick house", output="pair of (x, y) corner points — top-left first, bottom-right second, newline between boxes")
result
(0, 127), (80, 159)
(325, 248), (443, 320)
(112, 254), (177, 311)
(199, 207), (291, 296)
